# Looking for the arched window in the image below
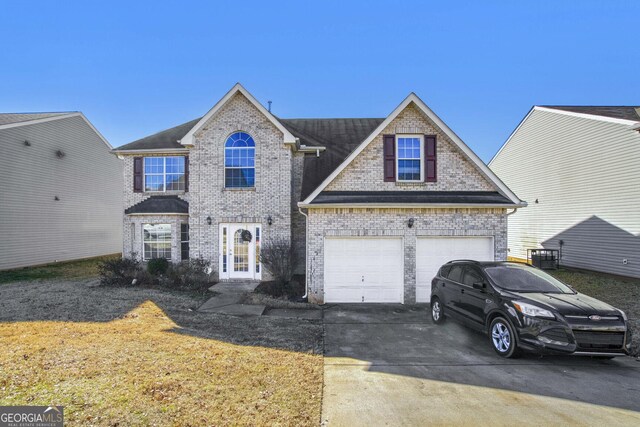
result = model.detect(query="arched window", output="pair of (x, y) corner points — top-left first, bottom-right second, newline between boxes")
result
(224, 132), (255, 188)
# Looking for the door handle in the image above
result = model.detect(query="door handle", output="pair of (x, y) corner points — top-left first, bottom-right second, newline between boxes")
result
(461, 289), (465, 294)
(442, 283), (446, 287)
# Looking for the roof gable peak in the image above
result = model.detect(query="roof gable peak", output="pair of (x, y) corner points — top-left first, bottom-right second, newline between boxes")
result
(179, 83), (297, 146)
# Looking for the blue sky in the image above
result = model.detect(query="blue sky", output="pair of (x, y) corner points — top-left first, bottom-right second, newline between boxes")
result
(1, 1), (638, 161)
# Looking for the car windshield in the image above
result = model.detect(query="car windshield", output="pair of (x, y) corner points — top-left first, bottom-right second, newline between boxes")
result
(484, 264), (575, 294)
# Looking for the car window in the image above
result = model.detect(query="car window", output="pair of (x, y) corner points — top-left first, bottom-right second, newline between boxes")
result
(439, 265), (451, 278)
(484, 264), (574, 294)
(447, 266), (463, 283)
(462, 267), (483, 286)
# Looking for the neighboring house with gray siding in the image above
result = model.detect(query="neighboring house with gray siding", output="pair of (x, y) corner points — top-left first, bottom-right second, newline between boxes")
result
(490, 106), (640, 278)
(113, 83), (524, 304)
(0, 112), (123, 270)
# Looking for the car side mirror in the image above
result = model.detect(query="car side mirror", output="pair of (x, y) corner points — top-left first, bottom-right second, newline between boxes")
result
(472, 282), (486, 290)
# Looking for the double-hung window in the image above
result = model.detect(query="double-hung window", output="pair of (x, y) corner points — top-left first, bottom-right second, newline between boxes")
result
(225, 132), (255, 188)
(143, 224), (172, 260)
(144, 157), (186, 192)
(396, 135), (424, 182)
(180, 223), (189, 260)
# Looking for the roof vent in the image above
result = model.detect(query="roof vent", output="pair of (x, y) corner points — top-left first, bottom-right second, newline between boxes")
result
(56, 150), (65, 159)
(24, 140), (31, 146)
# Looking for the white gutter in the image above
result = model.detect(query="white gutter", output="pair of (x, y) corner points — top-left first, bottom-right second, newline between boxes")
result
(506, 208), (520, 216)
(298, 202), (528, 209)
(298, 207), (309, 300)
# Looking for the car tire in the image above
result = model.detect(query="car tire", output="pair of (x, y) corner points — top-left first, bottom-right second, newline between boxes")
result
(431, 297), (445, 324)
(489, 317), (521, 358)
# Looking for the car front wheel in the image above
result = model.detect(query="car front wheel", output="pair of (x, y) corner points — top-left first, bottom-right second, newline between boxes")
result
(431, 297), (445, 324)
(490, 317), (520, 358)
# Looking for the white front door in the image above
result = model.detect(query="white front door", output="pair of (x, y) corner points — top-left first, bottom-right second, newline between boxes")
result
(219, 223), (262, 280)
(415, 237), (494, 302)
(324, 237), (404, 303)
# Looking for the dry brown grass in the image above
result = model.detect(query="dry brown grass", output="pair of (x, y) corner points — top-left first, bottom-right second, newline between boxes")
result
(0, 300), (322, 426)
(0, 254), (120, 284)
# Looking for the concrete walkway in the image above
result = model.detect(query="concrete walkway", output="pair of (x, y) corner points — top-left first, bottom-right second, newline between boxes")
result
(198, 282), (266, 316)
(322, 304), (640, 426)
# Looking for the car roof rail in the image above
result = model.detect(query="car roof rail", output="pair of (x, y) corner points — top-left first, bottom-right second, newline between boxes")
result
(445, 259), (481, 264)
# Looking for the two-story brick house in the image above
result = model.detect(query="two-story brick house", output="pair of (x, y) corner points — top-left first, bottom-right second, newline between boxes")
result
(113, 84), (524, 304)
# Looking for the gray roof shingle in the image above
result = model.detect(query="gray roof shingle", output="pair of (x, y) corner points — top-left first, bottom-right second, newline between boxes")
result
(125, 196), (189, 215)
(279, 118), (384, 199)
(0, 112), (71, 126)
(115, 118), (202, 151)
(311, 191), (512, 205)
(541, 106), (640, 122)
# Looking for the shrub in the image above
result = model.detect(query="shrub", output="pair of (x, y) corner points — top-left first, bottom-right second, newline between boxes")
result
(163, 258), (214, 291)
(260, 237), (299, 285)
(98, 256), (145, 287)
(147, 258), (169, 276)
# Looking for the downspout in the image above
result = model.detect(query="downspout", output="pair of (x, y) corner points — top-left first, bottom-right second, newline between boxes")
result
(298, 206), (309, 300)
(506, 208), (519, 216)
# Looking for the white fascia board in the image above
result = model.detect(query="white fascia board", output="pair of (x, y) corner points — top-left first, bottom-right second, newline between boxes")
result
(299, 202), (527, 209)
(111, 148), (190, 155)
(178, 83), (297, 146)
(125, 212), (189, 216)
(535, 106), (640, 126)
(300, 92), (523, 206)
(0, 112), (113, 149)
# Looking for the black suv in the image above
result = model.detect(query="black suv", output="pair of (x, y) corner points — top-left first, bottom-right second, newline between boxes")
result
(430, 261), (631, 358)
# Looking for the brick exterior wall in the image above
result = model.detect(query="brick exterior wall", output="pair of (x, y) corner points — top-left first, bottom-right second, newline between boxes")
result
(187, 92), (292, 280)
(306, 207), (508, 304)
(325, 104), (495, 192)
(291, 152), (307, 274)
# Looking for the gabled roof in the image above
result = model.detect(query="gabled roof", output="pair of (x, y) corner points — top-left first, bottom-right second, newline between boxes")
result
(540, 106), (640, 122)
(0, 111), (112, 149)
(490, 105), (640, 166)
(279, 118), (384, 199)
(299, 93), (524, 206)
(125, 195), (189, 215)
(113, 118), (200, 152)
(179, 83), (297, 146)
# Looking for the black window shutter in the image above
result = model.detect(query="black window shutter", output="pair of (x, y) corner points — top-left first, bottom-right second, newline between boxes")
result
(425, 135), (437, 182)
(383, 135), (396, 182)
(184, 156), (189, 192)
(133, 157), (143, 192)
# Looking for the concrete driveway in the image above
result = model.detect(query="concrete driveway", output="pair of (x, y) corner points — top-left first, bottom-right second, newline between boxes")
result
(322, 304), (640, 426)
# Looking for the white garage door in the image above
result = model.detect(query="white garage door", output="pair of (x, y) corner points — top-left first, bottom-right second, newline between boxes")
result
(416, 237), (494, 302)
(324, 238), (404, 303)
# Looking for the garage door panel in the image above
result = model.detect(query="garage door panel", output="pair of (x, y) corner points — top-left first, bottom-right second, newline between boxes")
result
(416, 237), (494, 303)
(324, 238), (403, 303)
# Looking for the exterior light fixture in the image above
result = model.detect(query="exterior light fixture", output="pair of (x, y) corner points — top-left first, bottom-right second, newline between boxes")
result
(267, 215), (273, 226)
(24, 140), (31, 146)
(54, 196), (60, 201)
(56, 150), (65, 159)
(408, 218), (415, 228)
(206, 216), (212, 225)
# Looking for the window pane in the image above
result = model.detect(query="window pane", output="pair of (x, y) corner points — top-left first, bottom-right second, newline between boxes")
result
(166, 174), (185, 191)
(145, 175), (164, 191)
(143, 224), (171, 260)
(398, 160), (421, 181)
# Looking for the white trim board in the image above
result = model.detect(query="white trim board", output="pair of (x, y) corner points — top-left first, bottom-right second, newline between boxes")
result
(179, 83), (297, 146)
(0, 112), (113, 149)
(299, 92), (523, 206)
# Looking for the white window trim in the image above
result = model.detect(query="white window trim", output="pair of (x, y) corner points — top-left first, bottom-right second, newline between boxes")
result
(224, 138), (256, 189)
(143, 156), (186, 193)
(396, 134), (424, 182)
(142, 223), (172, 261)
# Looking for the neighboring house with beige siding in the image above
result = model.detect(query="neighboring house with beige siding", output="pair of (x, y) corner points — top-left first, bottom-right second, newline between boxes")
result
(113, 83), (524, 304)
(0, 112), (123, 270)
(490, 106), (640, 278)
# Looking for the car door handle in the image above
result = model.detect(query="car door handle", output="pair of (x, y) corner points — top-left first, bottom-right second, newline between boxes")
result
(441, 282), (446, 287)
(461, 289), (465, 294)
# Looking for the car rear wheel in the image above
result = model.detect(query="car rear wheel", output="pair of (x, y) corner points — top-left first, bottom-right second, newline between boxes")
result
(490, 317), (520, 358)
(431, 297), (445, 324)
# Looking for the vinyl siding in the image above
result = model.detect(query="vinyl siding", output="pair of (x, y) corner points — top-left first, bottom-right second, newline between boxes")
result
(490, 109), (640, 277)
(0, 116), (123, 270)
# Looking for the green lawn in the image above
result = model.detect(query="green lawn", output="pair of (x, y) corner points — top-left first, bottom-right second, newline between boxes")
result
(0, 255), (120, 284)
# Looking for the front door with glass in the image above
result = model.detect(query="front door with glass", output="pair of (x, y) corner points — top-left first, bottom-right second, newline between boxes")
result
(219, 223), (261, 280)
